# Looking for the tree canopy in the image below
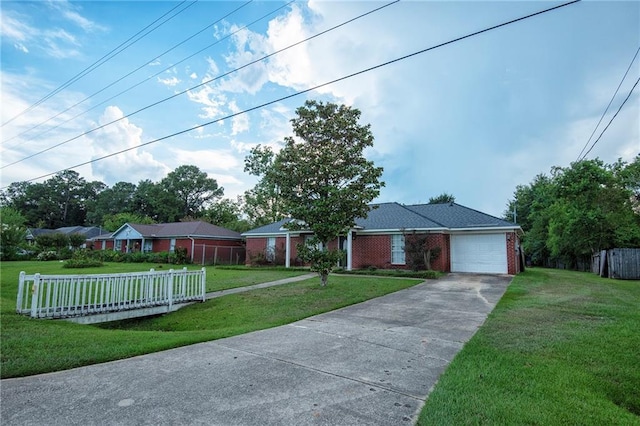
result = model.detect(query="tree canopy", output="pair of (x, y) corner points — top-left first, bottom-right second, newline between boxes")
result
(270, 100), (384, 285)
(504, 156), (640, 268)
(428, 193), (455, 204)
(0, 165), (232, 230)
(242, 145), (286, 227)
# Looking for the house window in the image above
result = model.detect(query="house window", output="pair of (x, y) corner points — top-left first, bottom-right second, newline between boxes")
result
(391, 234), (405, 265)
(266, 237), (276, 261)
(304, 234), (322, 250)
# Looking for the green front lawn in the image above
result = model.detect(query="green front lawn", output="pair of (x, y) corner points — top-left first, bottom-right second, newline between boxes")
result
(418, 268), (640, 425)
(0, 261), (421, 378)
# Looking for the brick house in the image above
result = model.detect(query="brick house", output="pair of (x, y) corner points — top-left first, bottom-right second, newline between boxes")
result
(92, 221), (245, 265)
(242, 202), (524, 275)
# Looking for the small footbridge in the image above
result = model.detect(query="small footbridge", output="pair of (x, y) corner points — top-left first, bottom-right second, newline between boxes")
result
(16, 267), (206, 324)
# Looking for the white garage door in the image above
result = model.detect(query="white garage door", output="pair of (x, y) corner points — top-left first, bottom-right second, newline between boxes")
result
(451, 233), (507, 274)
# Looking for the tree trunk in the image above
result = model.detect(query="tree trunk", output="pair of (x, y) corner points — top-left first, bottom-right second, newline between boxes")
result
(320, 272), (328, 287)
(424, 249), (431, 270)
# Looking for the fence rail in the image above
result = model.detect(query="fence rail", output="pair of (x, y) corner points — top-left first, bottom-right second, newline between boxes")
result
(16, 267), (206, 320)
(193, 244), (245, 266)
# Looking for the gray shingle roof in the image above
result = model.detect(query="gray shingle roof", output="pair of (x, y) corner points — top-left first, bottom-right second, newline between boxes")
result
(354, 202), (445, 230)
(129, 221), (242, 239)
(243, 202), (520, 236)
(405, 203), (517, 229)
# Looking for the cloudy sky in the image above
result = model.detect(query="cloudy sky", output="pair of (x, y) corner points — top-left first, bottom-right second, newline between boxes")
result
(1, 0), (638, 218)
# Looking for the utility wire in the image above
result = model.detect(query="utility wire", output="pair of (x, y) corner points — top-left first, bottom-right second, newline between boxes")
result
(1, 1), (294, 152)
(579, 76), (639, 161)
(576, 45), (640, 162)
(2, 0), (582, 188)
(2, 1), (253, 145)
(1, 1), (197, 127)
(1, 0), (399, 169)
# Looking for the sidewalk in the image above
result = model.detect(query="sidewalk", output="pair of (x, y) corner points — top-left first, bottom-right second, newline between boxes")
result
(205, 273), (316, 300)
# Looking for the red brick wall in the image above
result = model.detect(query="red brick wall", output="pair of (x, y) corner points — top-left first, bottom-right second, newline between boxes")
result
(426, 233), (450, 272)
(506, 232), (520, 275)
(352, 235), (394, 269)
(245, 236), (305, 266)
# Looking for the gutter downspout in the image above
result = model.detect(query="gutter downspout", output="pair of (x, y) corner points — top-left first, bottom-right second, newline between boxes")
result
(188, 236), (195, 263)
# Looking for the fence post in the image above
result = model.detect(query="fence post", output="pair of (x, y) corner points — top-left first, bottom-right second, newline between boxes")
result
(180, 267), (187, 299)
(17, 271), (25, 313)
(168, 269), (174, 310)
(30, 273), (41, 318)
(201, 267), (206, 301)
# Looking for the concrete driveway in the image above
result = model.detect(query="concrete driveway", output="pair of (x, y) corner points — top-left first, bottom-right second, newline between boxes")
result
(1, 273), (511, 426)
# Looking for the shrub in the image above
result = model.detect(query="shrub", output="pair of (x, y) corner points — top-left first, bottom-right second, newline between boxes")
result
(172, 247), (189, 265)
(62, 248), (103, 268)
(63, 258), (103, 268)
(249, 251), (271, 266)
(36, 250), (58, 261)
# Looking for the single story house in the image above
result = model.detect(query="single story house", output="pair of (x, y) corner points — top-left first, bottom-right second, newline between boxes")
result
(26, 226), (108, 248)
(92, 221), (245, 264)
(242, 202), (524, 275)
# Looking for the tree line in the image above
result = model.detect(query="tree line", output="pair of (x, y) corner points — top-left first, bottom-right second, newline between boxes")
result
(0, 165), (253, 233)
(504, 156), (640, 270)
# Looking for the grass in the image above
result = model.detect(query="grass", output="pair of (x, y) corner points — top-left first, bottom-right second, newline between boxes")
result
(417, 268), (640, 425)
(0, 260), (421, 378)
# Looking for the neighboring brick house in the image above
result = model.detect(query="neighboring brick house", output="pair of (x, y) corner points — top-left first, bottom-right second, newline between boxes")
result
(26, 226), (108, 248)
(242, 202), (524, 275)
(92, 221), (245, 265)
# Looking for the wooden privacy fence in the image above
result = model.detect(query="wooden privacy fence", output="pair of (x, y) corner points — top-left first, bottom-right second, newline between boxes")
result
(16, 267), (206, 323)
(591, 248), (640, 280)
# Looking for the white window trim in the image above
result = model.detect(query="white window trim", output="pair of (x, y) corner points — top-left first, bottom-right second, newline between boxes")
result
(266, 237), (276, 261)
(391, 234), (405, 265)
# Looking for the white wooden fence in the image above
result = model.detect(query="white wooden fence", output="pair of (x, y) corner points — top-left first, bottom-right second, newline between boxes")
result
(16, 267), (206, 322)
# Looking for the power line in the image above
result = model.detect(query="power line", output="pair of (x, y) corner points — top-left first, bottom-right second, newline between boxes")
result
(576, 45), (640, 162)
(2, 0), (254, 145)
(1, 0), (582, 188)
(579, 76), (639, 161)
(1, 1), (294, 151)
(1, 0), (399, 169)
(1, 1), (198, 127)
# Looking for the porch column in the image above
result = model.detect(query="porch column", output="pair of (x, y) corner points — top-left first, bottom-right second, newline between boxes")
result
(285, 232), (291, 268)
(347, 230), (353, 271)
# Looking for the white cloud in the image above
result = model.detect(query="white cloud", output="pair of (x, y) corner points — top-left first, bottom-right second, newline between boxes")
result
(157, 76), (181, 87)
(89, 106), (169, 184)
(62, 10), (103, 32)
(14, 43), (29, 53)
(0, 10), (85, 58)
(1, 14), (30, 41)
(149, 59), (161, 66)
(190, 72), (198, 79)
(228, 101), (249, 135)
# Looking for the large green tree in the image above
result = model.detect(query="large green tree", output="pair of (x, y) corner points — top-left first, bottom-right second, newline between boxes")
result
(271, 100), (384, 286)
(0, 207), (27, 260)
(159, 165), (224, 221)
(505, 157), (640, 268)
(243, 145), (287, 227)
(204, 198), (251, 233)
(87, 181), (136, 226)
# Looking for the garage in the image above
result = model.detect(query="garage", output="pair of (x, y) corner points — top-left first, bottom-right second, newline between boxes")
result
(450, 233), (508, 274)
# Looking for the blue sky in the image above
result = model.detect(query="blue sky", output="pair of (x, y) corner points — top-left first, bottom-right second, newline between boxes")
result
(1, 0), (638, 218)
